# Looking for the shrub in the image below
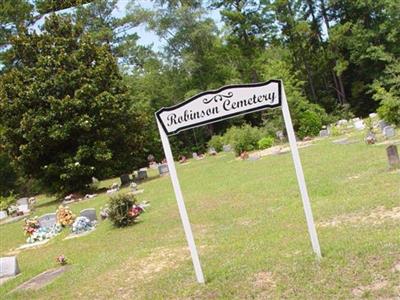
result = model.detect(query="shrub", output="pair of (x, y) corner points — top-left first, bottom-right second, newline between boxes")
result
(207, 135), (224, 152)
(257, 136), (274, 150)
(223, 125), (263, 155)
(297, 111), (323, 139)
(0, 193), (15, 211)
(108, 194), (141, 227)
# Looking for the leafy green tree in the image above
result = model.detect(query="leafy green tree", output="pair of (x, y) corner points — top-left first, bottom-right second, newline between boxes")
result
(0, 14), (148, 193)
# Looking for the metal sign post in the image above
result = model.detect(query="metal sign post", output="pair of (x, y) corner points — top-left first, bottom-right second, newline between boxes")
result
(155, 80), (321, 283)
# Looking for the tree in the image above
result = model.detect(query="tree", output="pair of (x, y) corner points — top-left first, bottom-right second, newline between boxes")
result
(0, 14), (148, 193)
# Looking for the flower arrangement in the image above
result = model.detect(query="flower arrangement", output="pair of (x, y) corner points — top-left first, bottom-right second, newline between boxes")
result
(23, 217), (40, 236)
(56, 205), (75, 226)
(26, 224), (62, 243)
(56, 255), (68, 265)
(71, 216), (95, 234)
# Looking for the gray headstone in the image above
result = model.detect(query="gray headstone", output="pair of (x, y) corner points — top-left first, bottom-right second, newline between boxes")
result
(222, 145), (232, 152)
(158, 164), (169, 176)
(386, 145), (400, 169)
(16, 198), (28, 206)
(192, 152), (198, 159)
(120, 174), (131, 186)
(379, 120), (389, 132)
(80, 208), (97, 222)
(130, 182), (138, 191)
(38, 213), (57, 228)
(383, 126), (396, 138)
(0, 256), (20, 278)
(319, 129), (329, 137)
(137, 169), (148, 180)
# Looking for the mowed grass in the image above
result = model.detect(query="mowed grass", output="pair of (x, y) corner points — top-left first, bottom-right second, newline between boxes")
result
(0, 133), (399, 299)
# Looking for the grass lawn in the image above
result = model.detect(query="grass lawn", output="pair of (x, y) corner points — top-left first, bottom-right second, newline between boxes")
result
(0, 132), (399, 299)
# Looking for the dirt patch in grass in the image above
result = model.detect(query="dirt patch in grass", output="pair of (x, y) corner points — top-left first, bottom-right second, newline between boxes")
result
(318, 206), (400, 228)
(351, 277), (388, 298)
(84, 246), (192, 299)
(252, 271), (276, 299)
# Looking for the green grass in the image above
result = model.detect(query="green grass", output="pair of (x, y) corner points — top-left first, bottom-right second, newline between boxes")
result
(0, 132), (399, 299)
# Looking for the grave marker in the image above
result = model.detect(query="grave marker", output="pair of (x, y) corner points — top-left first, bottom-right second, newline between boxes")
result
(120, 174), (131, 186)
(387, 145), (400, 169)
(80, 208), (97, 222)
(155, 80), (321, 284)
(158, 164), (169, 176)
(38, 213), (57, 228)
(383, 126), (396, 138)
(0, 256), (20, 278)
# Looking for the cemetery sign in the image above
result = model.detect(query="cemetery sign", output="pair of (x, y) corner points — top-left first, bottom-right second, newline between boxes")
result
(155, 80), (321, 284)
(157, 80), (281, 135)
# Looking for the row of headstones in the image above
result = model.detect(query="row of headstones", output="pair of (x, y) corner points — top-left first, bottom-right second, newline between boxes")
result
(123, 145), (234, 182)
(37, 208), (97, 228)
(0, 197), (34, 220)
(319, 116), (396, 138)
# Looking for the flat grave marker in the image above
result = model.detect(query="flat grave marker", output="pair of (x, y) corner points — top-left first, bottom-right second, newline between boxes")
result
(38, 213), (57, 228)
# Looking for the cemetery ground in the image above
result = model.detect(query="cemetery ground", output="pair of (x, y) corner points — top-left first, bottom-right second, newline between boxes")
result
(0, 132), (399, 299)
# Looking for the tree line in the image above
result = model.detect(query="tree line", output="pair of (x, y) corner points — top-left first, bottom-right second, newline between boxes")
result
(0, 0), (399, 195)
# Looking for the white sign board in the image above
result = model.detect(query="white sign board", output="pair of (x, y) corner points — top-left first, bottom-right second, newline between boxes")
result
(156, 80), (321, 284)
(157, 80), (281, 135)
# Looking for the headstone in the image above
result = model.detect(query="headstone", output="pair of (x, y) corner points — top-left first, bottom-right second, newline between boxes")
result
(386, 145), (400, 169)
(0, 256), (20, 278)
(149, 162), (158, 169)
(337, 119), (348, 126)
(130, 182), (138, 191)
(17, 204), (30, 214)
(16, 198), (28, 206)
(354, 120), (365, 130)
(38, 213), (57, 228)
(383, 126), (396, 138)
(192, 152), (198, 159)
(158, 164), (169, 176)
(209, 147), (217, 155)
(352, 117), (361, 122)
(0, 211), (7, 220)
(137, 168), (148, 180)
(319, 129), (329, 137)
(222, 145), (232, 152)
(120, 174), (131, 186)
(147, 154), (155, 162)
(378, 120), (389, 132)
(79, 208), (97, 222)
(369, 113), (377, 118)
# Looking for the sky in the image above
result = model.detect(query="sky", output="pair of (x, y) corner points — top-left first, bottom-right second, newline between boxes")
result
(31, 0), (222, 52)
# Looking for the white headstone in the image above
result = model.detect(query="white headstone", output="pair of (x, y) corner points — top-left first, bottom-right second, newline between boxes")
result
(369, 113), (377, 118)
(383, 126), (396, 138)
(0, 256), (20, 278)
(354, 120), (365, 130)
(16, 198), (28, 206)
(38, 213), (57, 228)
(192, 152), (198, 159)
(0, 211), (7, 220)
(337, 119), (348, 125)
(17, 204), (30, 214)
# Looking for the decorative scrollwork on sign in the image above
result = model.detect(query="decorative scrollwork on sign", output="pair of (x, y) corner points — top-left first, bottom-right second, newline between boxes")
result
(203, 92), (233, 104)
